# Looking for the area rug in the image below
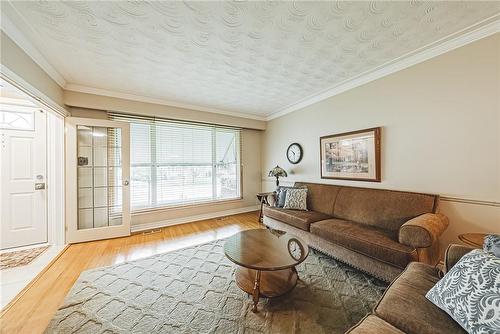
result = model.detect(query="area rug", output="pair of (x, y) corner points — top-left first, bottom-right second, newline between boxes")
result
(45, 239), (387, 333)
(0, 245), (50, 270)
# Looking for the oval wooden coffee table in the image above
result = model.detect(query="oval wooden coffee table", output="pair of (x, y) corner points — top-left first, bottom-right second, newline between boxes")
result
(224, 229), (309, 313)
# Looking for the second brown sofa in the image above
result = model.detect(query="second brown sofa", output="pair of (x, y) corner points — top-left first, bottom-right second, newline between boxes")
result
(263, 182), (449, 282)
(346, 244), (473, 334)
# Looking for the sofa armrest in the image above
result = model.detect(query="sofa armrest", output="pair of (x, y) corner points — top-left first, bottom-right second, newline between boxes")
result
(398, 213), (449, 248)
(444, 243), (474, 273)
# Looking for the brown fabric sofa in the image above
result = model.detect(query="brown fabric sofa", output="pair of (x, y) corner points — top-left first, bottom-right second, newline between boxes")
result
(346, 244), (474, 334)
(263, 182), (449, 282)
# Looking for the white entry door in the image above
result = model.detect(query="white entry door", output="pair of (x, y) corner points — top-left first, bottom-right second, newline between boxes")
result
(65, 117), (130, 243)
(1, 108), (47, 250)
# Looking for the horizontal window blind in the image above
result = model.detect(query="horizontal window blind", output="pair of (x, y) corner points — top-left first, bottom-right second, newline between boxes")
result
(109, 112), (242, 211)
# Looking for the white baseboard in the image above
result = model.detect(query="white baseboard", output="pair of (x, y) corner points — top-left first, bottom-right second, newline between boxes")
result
(130, 205), (259, 233)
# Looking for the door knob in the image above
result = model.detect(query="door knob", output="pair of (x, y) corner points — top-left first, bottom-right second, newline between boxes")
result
(123, 180), (129, 186)
(35, 183), (46, 190)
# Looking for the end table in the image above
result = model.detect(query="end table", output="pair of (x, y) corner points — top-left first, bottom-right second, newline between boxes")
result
(458, 233), (487, 248)
(256, 192), (274, 223)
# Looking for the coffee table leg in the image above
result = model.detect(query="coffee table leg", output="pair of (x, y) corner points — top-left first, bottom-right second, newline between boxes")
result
(292, 266), (301, 282)
(252, 270), (261, 313)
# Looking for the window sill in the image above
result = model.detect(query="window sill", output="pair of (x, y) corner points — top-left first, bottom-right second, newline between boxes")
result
(131, 197), (244, 216)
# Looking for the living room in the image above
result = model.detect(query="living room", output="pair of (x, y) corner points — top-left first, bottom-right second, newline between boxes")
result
(0, 1), (499, 333)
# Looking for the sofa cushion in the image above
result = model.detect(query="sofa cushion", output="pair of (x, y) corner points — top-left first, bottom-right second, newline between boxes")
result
(333, 187), (438, 232)
(310, 219), (417, 268)
(263, 206), (331, 231)
(294, 182), (341, 215)
(346, 315), (405, 334)
(375, 262), (466, 334)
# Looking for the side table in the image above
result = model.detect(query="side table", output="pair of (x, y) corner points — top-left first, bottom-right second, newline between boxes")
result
(256, 192), (275, 223)
(458, 233), (487, 248)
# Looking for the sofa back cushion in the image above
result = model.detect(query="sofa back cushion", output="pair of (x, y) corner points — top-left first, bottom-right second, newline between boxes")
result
(294, 182), (340, 215)
(333, 187), (438, 232)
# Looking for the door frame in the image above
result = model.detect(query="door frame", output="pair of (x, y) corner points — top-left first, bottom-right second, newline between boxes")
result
(0, 101), (65, 249)
(0, 107), (47, 249)
(47, 111), (65, 246)
(1, 70), (69, 248)
(65, 117), (131, 243)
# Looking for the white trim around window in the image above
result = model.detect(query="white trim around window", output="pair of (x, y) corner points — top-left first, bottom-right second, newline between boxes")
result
(109, 113), (242, 212)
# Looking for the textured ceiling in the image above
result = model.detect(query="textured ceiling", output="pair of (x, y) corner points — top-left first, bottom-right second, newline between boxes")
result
(5, 1), (500, 117)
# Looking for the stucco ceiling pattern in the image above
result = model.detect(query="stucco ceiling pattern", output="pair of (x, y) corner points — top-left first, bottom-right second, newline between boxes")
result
(7, 1), (500, 116)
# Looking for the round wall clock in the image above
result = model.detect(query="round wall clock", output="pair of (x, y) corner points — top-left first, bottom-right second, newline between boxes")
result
(286, 143), (303, 164)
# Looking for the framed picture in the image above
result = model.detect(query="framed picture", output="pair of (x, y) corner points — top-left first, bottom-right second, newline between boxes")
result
(320, 127), (381, 182)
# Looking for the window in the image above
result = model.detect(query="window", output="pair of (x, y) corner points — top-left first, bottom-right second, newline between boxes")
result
(124, 118), (241, 211)
(0, 106), (35, 130)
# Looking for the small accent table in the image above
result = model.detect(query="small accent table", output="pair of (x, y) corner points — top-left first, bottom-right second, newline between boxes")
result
(224, 229), (309, 312)
(458, 233), (487, 248)
(256, 192), (274, 223)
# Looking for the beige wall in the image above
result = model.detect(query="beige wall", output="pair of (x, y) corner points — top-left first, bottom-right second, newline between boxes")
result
(0, 31), (64, 108)
(71, 106), (262, 228)
(65, 90), (266, 130)
(262, 34), (500, 253)
(69, 107), (108, 119)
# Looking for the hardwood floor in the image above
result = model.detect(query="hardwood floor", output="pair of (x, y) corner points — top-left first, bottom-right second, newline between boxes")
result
(0, 211), (261, 334)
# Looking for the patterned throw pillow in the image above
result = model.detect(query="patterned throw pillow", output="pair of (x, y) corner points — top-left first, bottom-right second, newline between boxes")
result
(275, 186), (290, 208)
(283, 188), (308, 211)
(426, 249), (500, 334)
(275, 186), (304, 208)
(484, 234), (500, 257)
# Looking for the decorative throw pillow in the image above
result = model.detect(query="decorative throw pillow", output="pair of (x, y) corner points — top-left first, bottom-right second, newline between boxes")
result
(275, 186), (304, 208)
(275, 186), (290, 208)
(484, 234), (500, 257)
(426, 249), (500, 334)
(283, 188), (308, 211)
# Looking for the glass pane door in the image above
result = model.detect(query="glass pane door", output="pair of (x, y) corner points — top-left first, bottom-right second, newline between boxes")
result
(66, 118), (130, 243)
(77, 125), (123, 229)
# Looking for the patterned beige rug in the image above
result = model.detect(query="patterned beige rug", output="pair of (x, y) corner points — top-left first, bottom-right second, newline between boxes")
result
(45, 239), (387, 333)
(0, 245), (50, 270)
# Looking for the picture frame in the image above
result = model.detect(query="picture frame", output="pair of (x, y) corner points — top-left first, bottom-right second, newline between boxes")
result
(320, 127), (381, 182)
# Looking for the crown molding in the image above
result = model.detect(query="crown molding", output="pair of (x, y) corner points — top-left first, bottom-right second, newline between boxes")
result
(1, 65), (69, 117)
(65, 84), (267, 121)
(266, 14), (500, 121)
(0, 2), (66, 87)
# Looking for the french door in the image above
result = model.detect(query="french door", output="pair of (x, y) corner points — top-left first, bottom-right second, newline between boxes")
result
(65, 118), (130, 243)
